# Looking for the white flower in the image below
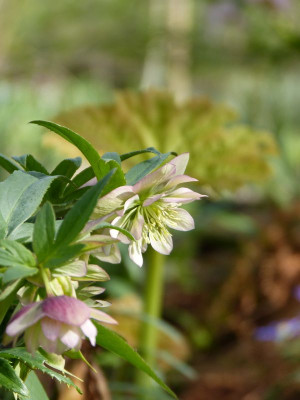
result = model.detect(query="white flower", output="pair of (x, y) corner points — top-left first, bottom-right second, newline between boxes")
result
(94, 154), (206, 266)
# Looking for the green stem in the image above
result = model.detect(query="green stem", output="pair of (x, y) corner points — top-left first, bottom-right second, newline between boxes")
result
(138, 249), (165, 388)
(40, 267), (53, 297)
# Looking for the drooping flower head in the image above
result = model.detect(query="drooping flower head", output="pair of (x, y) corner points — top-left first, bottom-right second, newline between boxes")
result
(93, 154), (206, 266)
(6, 295), (116, 354)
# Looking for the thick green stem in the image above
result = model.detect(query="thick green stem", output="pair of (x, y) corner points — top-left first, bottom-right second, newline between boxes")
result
(40, 267), (53, 297)
(137, 249), (165, 389)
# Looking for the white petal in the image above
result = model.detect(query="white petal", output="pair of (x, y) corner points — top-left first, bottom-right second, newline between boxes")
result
(170, 153), (189, 175)
(90, 309), (118, 324)
(164, 208), (195, 231)
(80, 319), (97, 346)
(143, 194), (163, 207)
(163, 187), (207, 204)
(129, 241), (144, 267)
(164, 175), (198, 190)
(131, 212), (145, 241)
(149, 230), (173, 255)
(60, 326), (81, 348)
(133, 164), (175, 194)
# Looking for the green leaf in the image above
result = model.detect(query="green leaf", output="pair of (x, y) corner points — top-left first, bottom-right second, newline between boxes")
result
(0, 153), (22, 173)
(25, 155), (49, 175)
(2, 265), (38, 283)
(0, 171), (58, 236)
(31, 120), (103, 180)
(66, 166), (95, 192)
(44, 244), (85, 269)
(120, 147), (161, 161)
(0, 240), (35, 268)
(0, 348), (82, 394)
(51, 157), (82, 178)
(33, 202), (55, 263)
(0, 278), (22, 301)
(126, 153), (172, 185)
(95, 324), (177, 399)
(83, 221), (135, 241)
(8, 223), (34, 243)
(22, 371), (49, 400)
(54, 170), (115, 249)
(0, 358), (29, 397)
(102, 152), (121, 164)
(97, 159), (126, 196)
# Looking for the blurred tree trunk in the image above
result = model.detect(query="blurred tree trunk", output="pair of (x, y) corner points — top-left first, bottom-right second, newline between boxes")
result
(141, 0), (194, 101)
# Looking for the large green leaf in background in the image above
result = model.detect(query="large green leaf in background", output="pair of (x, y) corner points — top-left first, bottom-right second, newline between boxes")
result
(0, 171), (57, 237)
(95, 323), (177, 399)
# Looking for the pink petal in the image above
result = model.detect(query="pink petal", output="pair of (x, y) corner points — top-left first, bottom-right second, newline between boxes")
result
(6, 302), (44, 337)
(143, 194), (163, 207)
(80, 319), (97, 346)
(133, 164), (175, 194)
(42, 296), (90, 326)
(41, 317), (61, 341)
(90, 309), (118, 325)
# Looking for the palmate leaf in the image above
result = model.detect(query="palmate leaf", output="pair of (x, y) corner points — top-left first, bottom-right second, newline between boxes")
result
(52, 90), (277, 191)
(0, 358), (29, 397)
(0, 348), (82, 394)
(95, 323), (177, 399)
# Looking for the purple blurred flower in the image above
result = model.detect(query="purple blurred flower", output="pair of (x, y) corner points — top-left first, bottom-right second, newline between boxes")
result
(256, 317), (300, 342)
(6, 295), (116, 354)
(93, 154), (206, 266)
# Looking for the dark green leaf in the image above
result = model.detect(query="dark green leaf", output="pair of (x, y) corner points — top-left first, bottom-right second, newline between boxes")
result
(33, 202), (55, 263)
(31, 120), (103, 180)
(0, 171), (58, 236)
(126, 153), (172, 185)
(0, 348), (81, 394)
(0, 358), (29, 396)
(54, 170), (115, 249)
(0, 153), (22, 173)
(95, 323), (177, 399)
(66, 166), (95, 192)
(44, 244), (85, 269)
(51, 157), (82, 177)
(120, 147), (161, 161)
(25, 155), (49, 174)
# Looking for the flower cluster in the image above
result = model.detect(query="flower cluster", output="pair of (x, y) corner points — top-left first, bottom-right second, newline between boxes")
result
(3, 151), (204, 358)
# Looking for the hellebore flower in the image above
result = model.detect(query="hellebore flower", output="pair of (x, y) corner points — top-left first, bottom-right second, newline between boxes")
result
(6, 295), (116, 354)
(93, 153), (206, 266)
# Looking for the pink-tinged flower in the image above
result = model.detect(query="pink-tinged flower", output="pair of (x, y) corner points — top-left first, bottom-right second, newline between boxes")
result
(94, 154), (206, 266)
(6, 296), (117, 354)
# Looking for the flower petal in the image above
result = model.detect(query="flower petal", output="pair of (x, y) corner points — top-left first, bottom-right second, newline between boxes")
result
(95, 244), (122, 264)
(143, 194), (163, 207)
(42, 296), (90, 326)
(90, 309), (118, 325)
(164, 208), (194, 231)
(164, 174), (198, 190)
(41, 317), (61, 341)
(80, 319), (97, 346)
(60, 326), (81, 348)
(163, 187), (207, 204)
(133, 164), (175, 194)
(149, 230), (173, 255)
(129, 240), (144, 267)
(93, 186), (134, 217)
(6, 302), (44, 337)
(131, 212), (145, 241)
(170, 153), (189, 175)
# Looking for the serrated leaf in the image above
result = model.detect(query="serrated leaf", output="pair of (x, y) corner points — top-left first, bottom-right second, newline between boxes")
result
(125, 153), (172, 185)
(66, 166), (95, 193)
(8, 223), (34, 243)
(2, 265), (38, 283)
(44, 244), (85, 269)
(95, 323), (177, 399)
(31, 120), (103, 180)
(0, 240), (35, 268)
(54, 170), (115, 249)
(120, 147), (161, 161)
(49, 158), (82, 200)
(0, 153), (22, 173)
(25, 155), (49, 175)
(0, 171), (58, 236)
(33, 202), (55, 263)
(0, 358), (29, 397)
(0, 348), (82, 394)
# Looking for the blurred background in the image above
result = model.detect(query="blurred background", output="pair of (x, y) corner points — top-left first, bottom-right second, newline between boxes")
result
(1, 0), (300, 399)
